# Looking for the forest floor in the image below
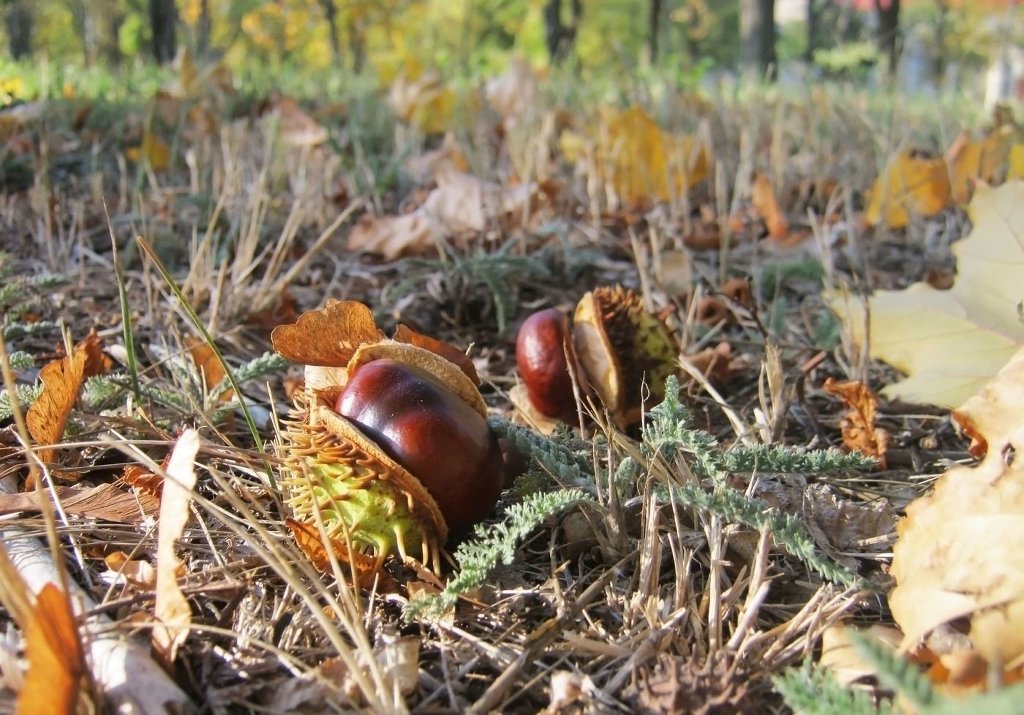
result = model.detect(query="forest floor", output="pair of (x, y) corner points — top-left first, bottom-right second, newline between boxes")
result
(0, 64), (1010, 713)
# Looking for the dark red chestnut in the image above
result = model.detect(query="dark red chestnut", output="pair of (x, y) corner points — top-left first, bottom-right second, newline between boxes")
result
(336, 358), (505, 535)
(516, 308), (576, 419)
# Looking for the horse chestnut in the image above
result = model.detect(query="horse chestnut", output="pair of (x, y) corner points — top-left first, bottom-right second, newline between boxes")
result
(515, 308), (576, 419)
(337, 358), (505, 535)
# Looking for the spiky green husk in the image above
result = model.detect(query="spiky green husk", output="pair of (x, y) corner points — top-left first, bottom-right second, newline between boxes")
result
(281, 405), (446, 576)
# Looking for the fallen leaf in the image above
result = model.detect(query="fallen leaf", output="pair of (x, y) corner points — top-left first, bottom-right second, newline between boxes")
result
(561, 106), (708, 207)
(830, 181), (1024, 407)
(17, 583), (84, 715)
(347, 168), (543, 259)
(822, 378), (890, 467)
(1007, 143), (1024, 180)
(271, 301), (384, 367)
(403, 132), (469, 184)
(389, 70), (453, 134)
(122, 464), (164, 498)
(889, 353), (1024, 685)
(819, 623), (903, 686)
(946, 125), (1015, 205)
(865, 150), (951, 228)
(184, 336), (232, 402)
(126, 128), (171, 171)
(26, 332), (109, 472)
(105, 551), (158, 589)
(270, 95), (328, 148)
(485, 58), (540, 127)
(751, 173), (789, 239)
(152, 429), (200, 669)
(952, 346), (1024, 459)
(0, 483), (158, 523)
(393, 323), (479, 384)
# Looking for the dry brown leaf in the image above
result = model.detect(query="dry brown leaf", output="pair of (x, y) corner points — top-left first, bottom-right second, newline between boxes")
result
(16, 583), (84, 715)
(185, 336), (232, 402)
(403, 132), (469, 183)
(889, 350), (1024, 684)
(271, 301), (384, 367)
(271, 96), (328, 148)
(26, 331), (109, 472)
(122, 464), (164, 498)
(393, 323), (479, 384)
(347, 169), (542, 259)
(822, 378), (890, 467)
(485, 58), (540, 126)
(105, 552), (158, 589)
(865, 150), (951, 228)
(126, 127), (171, 170)
(818, 623), (903, 686)
(0, 483), (158, 523)
(152, 429), (200, 669)
(802, 482), (896, 556)
(751, 173), (789, 239)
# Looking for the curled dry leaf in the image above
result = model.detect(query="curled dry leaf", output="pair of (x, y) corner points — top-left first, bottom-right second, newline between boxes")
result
(152, 429), (200, 669)
(17, 583), (85, 715)
(946, 122), (1017, 206)
(751, 173), (789, 240)
(822, 377), (890, 468)
(952, 346), (1024, 459)
(185, 336), (231, 402)
(26, 331), (110, 474)
(889, 348), (1024, 688)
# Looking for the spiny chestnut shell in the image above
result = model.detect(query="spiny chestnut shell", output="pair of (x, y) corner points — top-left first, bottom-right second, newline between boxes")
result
(337, 358), (505, 535)
(515, 308), (576, 419)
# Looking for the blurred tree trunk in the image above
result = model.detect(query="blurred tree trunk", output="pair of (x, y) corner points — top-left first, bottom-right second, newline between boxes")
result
(196, 0), (211, 57)
(5, 1), (32, 60)
(805, 0), (827, 63)
(873, 0), (900, 77)
(347, 15), (366, 72)
(318, 0), (341, 64)
(740, 0), (776, 79)
(543, 0), (581, 64)
(648, 0), (662, 63)
(149, 0), (177, 64)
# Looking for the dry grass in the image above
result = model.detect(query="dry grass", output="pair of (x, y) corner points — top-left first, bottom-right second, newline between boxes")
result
(0, 75), (979, 713)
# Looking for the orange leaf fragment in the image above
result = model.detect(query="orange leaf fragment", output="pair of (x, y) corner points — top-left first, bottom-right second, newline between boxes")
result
(184, 336), (232, 402)
(751, 173), (789, 239)
(17, 583), (84, 715)
(393, 324), (479, 385)
(26, 331), (109, 472)
(822, 377), (890, 468)
(952, 346), (1024, 459)
(946, 125), (1016, 205)
(271, 301), (384, 367)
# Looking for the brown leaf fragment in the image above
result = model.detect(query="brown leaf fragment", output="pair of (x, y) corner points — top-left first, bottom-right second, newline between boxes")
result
(17, 583), (85, 715)
(0, 483), (158, 523)
(122, 464), (164, 498)
(393, 323), (479, 385)
(802, 482), (897, 557)
(152, 429), (200, 669)
(822, 377), (890, 468)
(271, 301), (385, 367)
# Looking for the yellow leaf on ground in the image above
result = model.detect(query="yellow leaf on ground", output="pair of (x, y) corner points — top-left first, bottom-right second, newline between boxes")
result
(865, 151), (951, 227)
(830, 181), (1024, 407)
(152, 429), (200, 669)
(389, 70), (453, 135)
(1007, 144), (1024, 180)
(946, 125), (1015, 205)
(17, 583), (84, 715)
(890, 349), (1024, 685)
(127, 128), (171, 171)
(561, 105), (708, 207)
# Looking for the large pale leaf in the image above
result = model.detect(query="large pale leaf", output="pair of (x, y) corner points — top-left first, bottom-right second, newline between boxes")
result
(832, 180), (1024, 407)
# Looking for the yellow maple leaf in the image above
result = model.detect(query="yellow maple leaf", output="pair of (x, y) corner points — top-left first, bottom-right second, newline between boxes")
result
(831, 181), (1024, 407)
(865, 150), (951, 228)
(946, 125), (1016, 205)
(889, 347), (1024, 688)
(562, 105), (708, 207)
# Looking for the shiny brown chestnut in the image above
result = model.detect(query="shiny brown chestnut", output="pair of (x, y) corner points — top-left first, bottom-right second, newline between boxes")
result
(336, 358), (505, 535)
(515, 308), (576, 419)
